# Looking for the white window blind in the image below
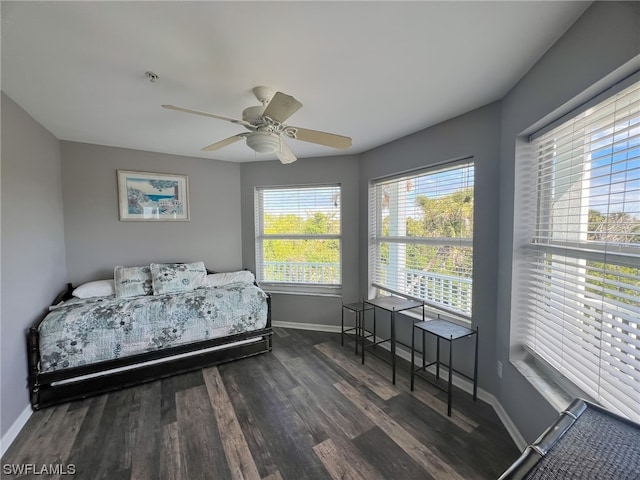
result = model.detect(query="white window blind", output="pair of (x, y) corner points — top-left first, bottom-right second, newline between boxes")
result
(369, 160), (474, 317)
(255, 185), (341, 290)
(514, 78), (640, 421)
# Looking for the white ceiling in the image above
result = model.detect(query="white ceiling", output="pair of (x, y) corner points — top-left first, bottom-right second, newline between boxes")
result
(1, 1), (590, 163)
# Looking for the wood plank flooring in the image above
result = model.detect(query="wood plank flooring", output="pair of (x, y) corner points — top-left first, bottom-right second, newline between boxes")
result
(2, 328), (521, 479)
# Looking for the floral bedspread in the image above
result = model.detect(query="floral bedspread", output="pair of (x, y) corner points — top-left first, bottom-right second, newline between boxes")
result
(38, 283), (268, 373)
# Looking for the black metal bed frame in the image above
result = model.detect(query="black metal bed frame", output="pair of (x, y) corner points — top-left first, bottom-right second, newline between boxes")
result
(498, 398), (640, 479)
(27, 281), (273, 410)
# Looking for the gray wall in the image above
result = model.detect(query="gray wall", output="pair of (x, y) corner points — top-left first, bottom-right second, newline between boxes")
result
(61, 141), (243, 283)
(359, 103), (502, 393)
(1, 93), (67, 437)
(240, 155), (360, 327)
(2, 0), (638, 448)
(496, 1), (640, 442)
(354, 3), (639, 442)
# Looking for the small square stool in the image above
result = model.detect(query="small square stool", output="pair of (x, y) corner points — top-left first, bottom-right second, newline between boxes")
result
(342, 301), (373, 355)
(411, 319), (478, 416)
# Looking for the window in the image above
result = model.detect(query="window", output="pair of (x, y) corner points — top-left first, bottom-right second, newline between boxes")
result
(369, 159), (474, 318)
(513, 78), (640, 422)
(255, 184), (341, 294)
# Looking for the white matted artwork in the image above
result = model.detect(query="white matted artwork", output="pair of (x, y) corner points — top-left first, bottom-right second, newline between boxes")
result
(117, 170), (190, 221)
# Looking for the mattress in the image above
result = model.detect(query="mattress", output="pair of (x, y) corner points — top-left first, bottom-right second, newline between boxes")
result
(38, 283), (268, 373)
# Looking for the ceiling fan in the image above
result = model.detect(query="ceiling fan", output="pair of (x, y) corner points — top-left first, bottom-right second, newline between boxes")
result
(162, 86), (352, 164)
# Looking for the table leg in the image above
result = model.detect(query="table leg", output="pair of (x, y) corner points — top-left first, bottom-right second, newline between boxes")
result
(411, 324), (415, 391)
(448, 337), (453, 417)
(391, 311), (396, 385)
(436, 337), (441, 380)
(373, 308), (377, 350)
(362, 306), (368, 365)
(356, 311), (359, 355)
(473, 327), (479, 402)
(341, 306), (344, 346)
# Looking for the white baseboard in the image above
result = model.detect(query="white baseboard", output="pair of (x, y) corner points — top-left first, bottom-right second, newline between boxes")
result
(1, 403), (32, 458)
(485, 395), (527, 451)
(272, 321), (527, 450)
(272, 321), (341, 333)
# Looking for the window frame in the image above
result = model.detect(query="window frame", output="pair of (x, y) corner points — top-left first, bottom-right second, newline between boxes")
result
(511, 73), (640, 422)
(254, 183), (342, 296)
(368, 158), (475, 321)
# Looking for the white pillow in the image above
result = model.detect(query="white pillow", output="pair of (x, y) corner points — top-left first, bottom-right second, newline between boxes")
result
(206, 270), (255, 287)
(72, 279), (115, 298)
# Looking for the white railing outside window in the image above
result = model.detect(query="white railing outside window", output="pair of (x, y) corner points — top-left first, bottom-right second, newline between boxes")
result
(262, 261), (340, 284)
(377, 266), (473, 316)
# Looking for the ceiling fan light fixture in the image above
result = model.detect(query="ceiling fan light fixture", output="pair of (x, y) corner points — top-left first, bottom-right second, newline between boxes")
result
(246, 132), (280, 153)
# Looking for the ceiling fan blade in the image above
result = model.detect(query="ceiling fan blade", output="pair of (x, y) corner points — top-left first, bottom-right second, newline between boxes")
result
(276, 138), (297, 164)
(263, 92), (303, 123)
(201, 134), (246, 152)
(289, 127), (352, 149)
(162, 105), (253, 129)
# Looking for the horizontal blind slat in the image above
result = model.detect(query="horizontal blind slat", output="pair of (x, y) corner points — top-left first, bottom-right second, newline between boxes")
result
(515, 78), (640, 422)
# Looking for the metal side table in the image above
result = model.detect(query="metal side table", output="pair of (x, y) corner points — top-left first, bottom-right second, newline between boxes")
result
(411, 319), (478, 416)
(363, 297), (425, 384)
(341, 301), (373, 355)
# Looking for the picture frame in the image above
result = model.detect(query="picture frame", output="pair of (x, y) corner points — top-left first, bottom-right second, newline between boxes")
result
(117, 170), (190, 221)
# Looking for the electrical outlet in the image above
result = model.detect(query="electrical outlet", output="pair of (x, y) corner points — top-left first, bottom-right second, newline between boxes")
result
(497, 360), (503, 379)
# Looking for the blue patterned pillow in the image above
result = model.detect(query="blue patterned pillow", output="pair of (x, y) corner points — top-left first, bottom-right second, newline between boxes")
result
(114, 265), (153, 298)
(150, 262), (207, 295)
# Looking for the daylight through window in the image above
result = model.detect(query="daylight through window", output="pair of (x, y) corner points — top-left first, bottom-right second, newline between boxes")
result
(369, 160), (474, 318)
(255, 185), (341, 293)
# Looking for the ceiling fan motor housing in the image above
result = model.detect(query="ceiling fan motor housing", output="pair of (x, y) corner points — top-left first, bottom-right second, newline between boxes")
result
(242, 105), (266, 124)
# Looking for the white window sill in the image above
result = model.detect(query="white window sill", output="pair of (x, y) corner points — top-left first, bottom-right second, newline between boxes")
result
(370, 294), (472, 326)
(399, 307), (471, 327)
(511, 354), (583, 414)
(372, 288), (472, 325)
(260, 283), (342, 298)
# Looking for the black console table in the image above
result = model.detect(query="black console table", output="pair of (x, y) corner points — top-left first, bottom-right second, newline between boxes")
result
(363, 297), (425, 384)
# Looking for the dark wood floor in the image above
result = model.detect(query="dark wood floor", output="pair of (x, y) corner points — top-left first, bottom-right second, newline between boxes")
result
(2, 328), (521, 479)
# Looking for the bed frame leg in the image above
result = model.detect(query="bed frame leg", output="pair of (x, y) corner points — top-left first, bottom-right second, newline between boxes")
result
(266, 294), (273, 352)
(27, 326), (41, 410)
(30, 384), (40, 410)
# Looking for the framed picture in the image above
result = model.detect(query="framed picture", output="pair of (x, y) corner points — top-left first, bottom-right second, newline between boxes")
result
(117, 170), (190, 221)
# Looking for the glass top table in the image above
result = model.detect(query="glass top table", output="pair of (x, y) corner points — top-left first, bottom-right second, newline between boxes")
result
(365, 297), (424, 312)
(364, 297), (425, 384)
(411, 318), (478, 416)
(413, 319), (476, 340)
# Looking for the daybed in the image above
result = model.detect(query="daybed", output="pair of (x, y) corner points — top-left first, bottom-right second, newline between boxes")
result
(27, 263), (272, 410)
